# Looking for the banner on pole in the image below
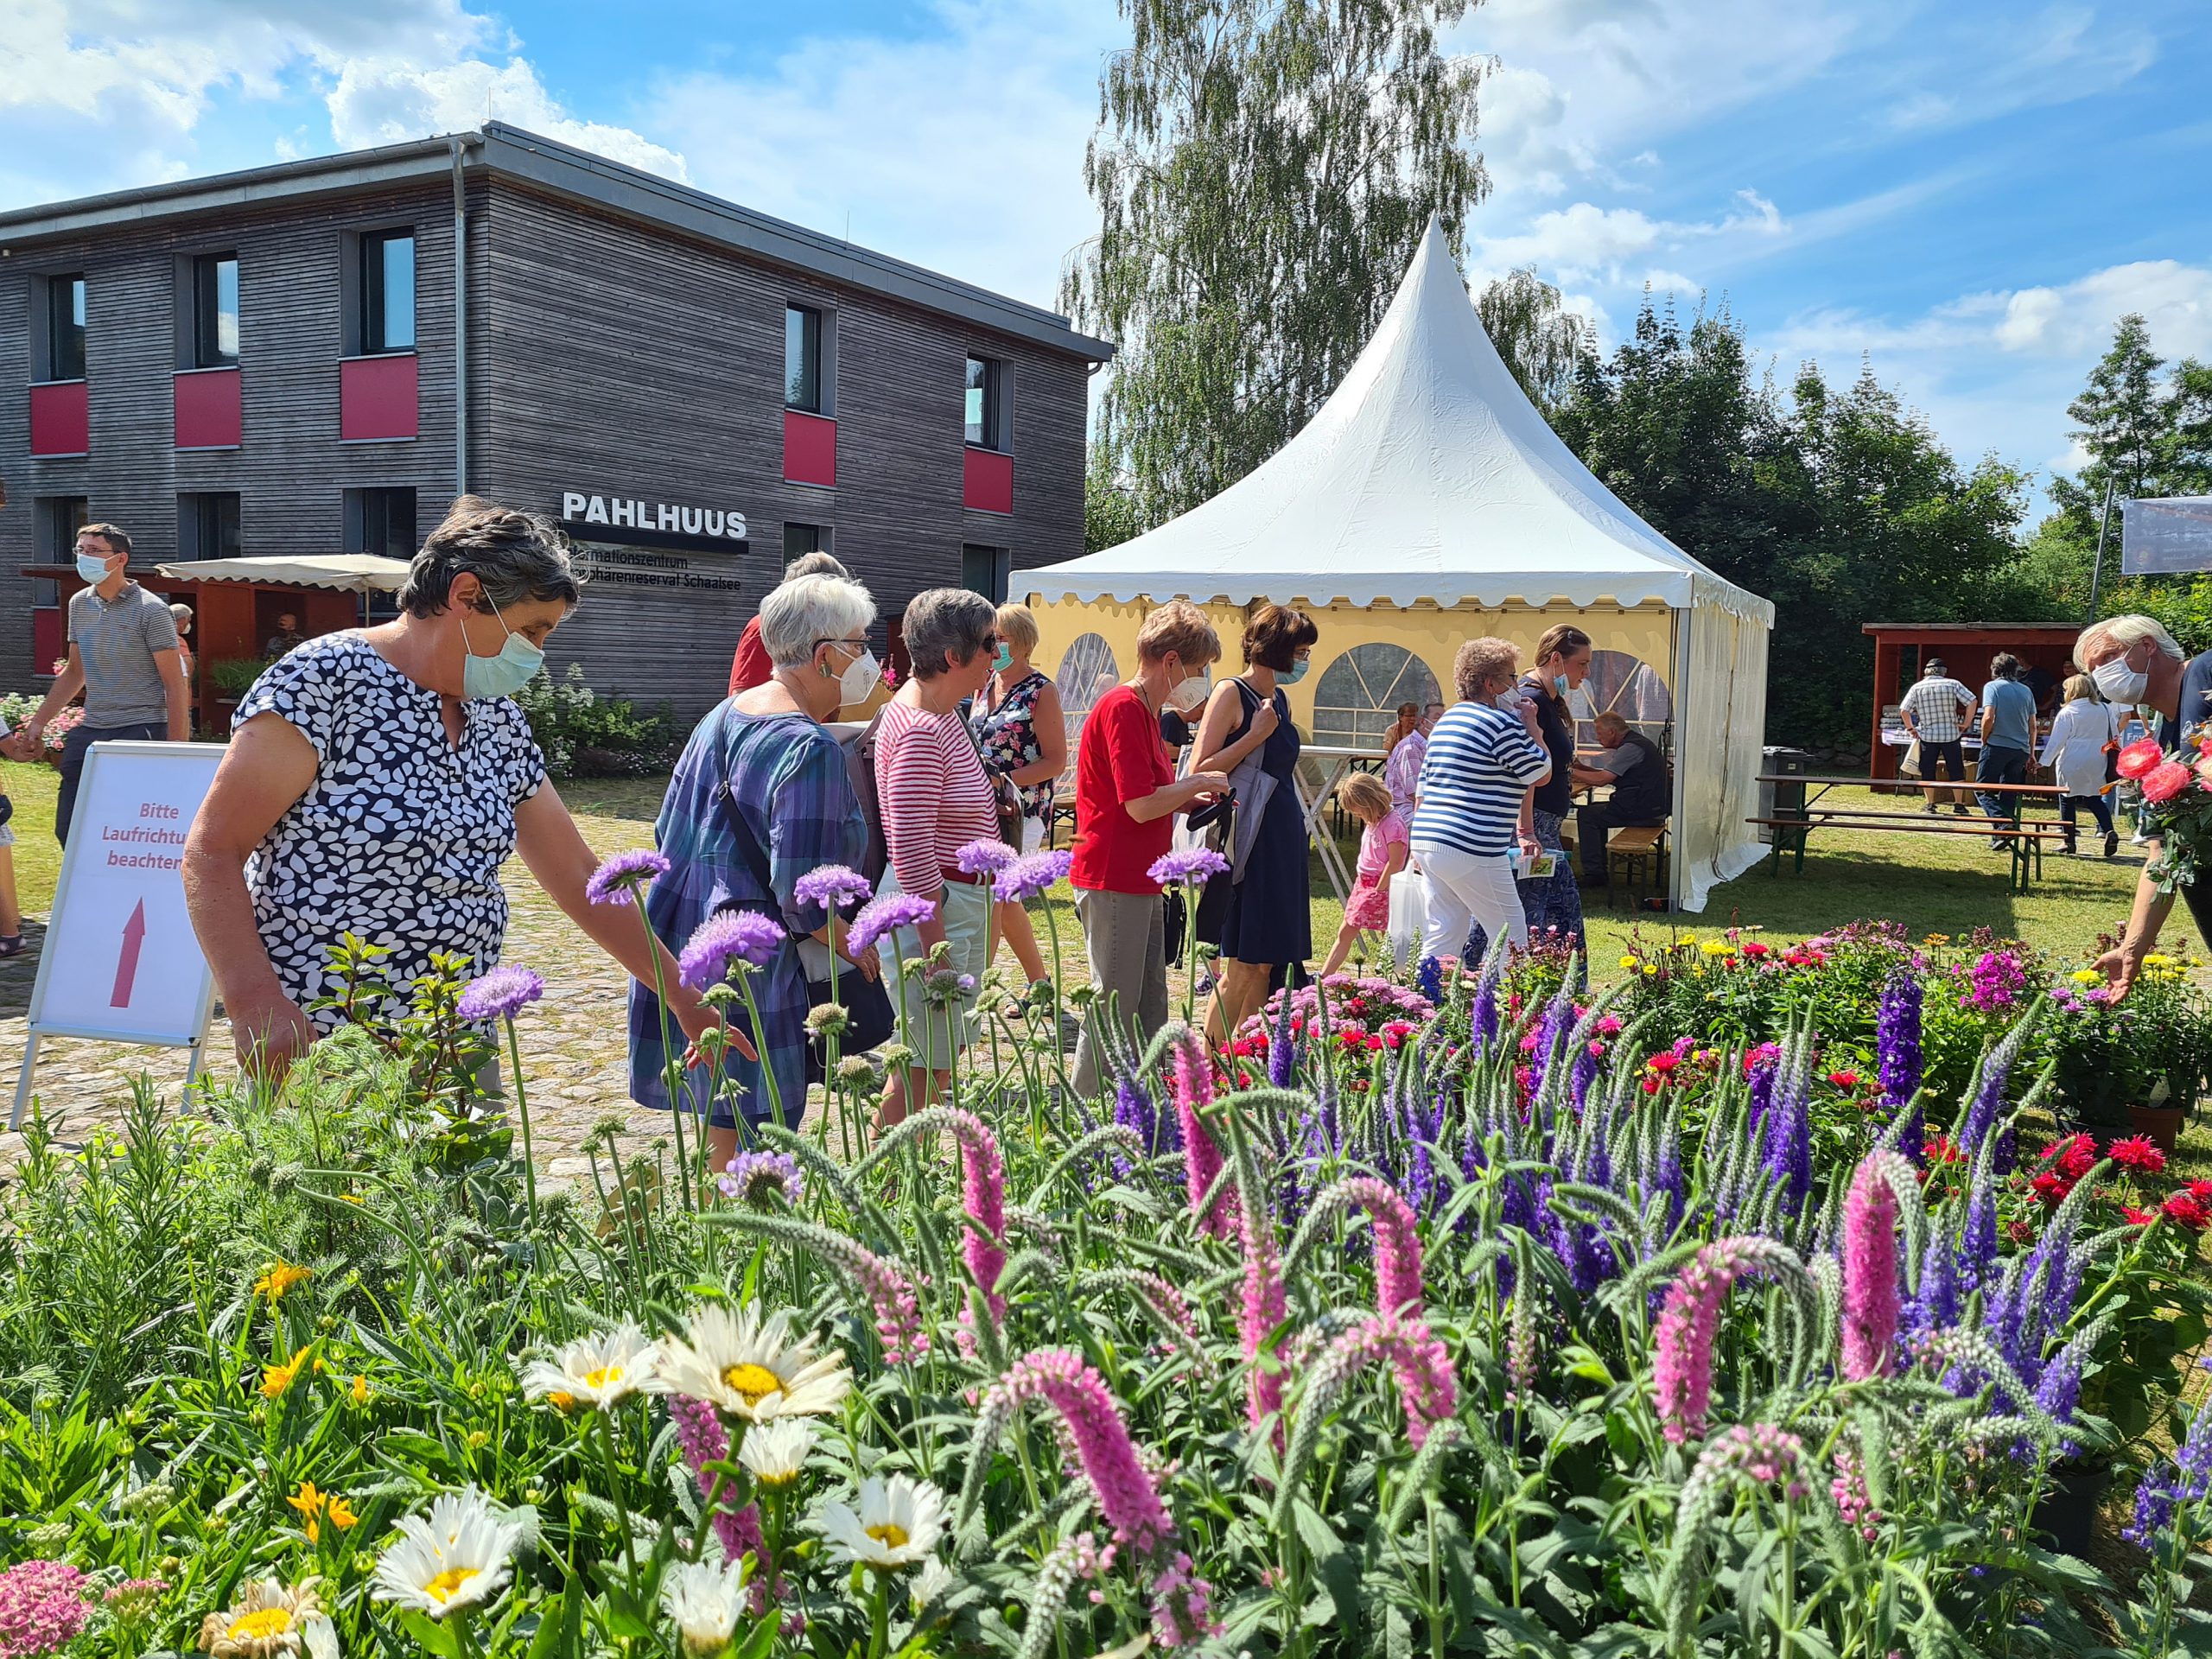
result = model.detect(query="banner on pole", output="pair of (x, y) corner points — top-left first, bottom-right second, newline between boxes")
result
(2122, 496), (2212, 576)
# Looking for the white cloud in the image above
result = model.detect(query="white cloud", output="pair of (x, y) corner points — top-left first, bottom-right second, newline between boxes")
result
(326, 58), (689, 179)
(1988, 261), (2212, 359)
(1470, 187), (1783, 287)
(648, 0), (1113, 310)
(1874, 4), (2158, 135)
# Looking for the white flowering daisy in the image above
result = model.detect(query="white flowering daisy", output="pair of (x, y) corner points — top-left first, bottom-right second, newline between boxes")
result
(198, 1578), (327, 1657)
(661, 1554), (750, 1655)
(371, 1486), (523, 1618)
(909, 1555), (955, 1613)
(736, 1418), (817, 1488)
(650, 1303), (850, 1423)
(302, 1617), (340, 1659)
(519, 1320), (658, 1411)
(811, 1475), (949, 1571)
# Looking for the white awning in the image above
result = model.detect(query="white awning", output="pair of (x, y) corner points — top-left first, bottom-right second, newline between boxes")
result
(153, 554), (412, 593)
(1024, 219), (1772, 626)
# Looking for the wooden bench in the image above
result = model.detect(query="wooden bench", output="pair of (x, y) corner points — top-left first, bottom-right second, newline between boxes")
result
(1604, 823), (1669, 907)
(1747, 815), (2068, 893)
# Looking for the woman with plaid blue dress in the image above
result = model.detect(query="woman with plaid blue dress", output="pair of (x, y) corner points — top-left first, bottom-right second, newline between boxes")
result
(629, 575), (883, 1167)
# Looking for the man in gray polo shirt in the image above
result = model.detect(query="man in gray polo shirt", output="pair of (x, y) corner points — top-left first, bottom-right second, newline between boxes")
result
(20, 522), (189, 846)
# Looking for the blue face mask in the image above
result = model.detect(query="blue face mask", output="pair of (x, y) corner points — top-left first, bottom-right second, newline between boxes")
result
(76, 552), (112, 585)
(461, 599), (546, 699)
(1551, 673), (1570, 699)
(1284, 657), (1310, 684)
(994, 642), (1014, 672)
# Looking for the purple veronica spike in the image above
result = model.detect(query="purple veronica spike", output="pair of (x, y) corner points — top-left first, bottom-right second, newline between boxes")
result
(1147, 847), (1230, 887)
(1113, 1073), (1159, 1159)
(1417, 954), (1444, 1009)
(585, 848), (671, 906)
(2128, 1361), (2212, 1548)
(679, 909), (786, 989)
(955, 839), (1020, 877)
(458, 965), (544, 1022)
(848, 892), (938, 957)
(1268, 991), (1297, 1088)
(793, 864), (874, 910)
(995, 849), (1072, 904)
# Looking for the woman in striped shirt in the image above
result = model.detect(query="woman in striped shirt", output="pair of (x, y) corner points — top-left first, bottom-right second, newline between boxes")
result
(1412, 637), (1552, 963)
(874, 588), (1002, 1126)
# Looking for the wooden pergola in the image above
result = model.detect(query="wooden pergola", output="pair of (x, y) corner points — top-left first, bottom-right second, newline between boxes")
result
(1862, 622), (2086, 781)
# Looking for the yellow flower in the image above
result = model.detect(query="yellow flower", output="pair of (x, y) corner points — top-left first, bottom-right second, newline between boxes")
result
(1618, 955), (1639, 970)
(466, 1429), (490, 1449)
(1642, 964), (1658, 976)
(339, 1192), (364, 1205)
(288, 1481), (326, 1543)
(1700, 940), (1734, 957)
(258, 1358), (302, 1400)
(255, 1262), (313, 1302)
(327, 1495), (359, 1532)
(2145, 953), (2177, 969)
(2070, 968), (2102, 984)
(349, 1375), (371, 1407)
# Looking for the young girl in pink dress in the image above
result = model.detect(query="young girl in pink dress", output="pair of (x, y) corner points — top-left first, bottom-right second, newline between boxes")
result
(1320, 771), (1409, 976)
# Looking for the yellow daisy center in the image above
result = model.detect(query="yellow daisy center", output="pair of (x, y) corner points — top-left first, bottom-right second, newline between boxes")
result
(867, 1522), (910, 1549)
(757, 1468), (800, 1488)
(582, 1364), (625, 1389)
(424, 1567), (480, 1604)
(547, 1390), (577, 1413)
(229, 1608), (294, 1640)
(722, 1363), (782, 1405)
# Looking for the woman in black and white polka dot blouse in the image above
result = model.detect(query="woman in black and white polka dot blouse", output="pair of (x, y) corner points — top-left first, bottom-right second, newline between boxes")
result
(183, 497), (732, 1077)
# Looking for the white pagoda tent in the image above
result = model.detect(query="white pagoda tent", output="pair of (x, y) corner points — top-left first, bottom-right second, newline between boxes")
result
(1023, 217), (1774, 912)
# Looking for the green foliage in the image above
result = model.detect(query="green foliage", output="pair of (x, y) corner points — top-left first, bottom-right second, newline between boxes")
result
(1474, 265), (1595, 416)
(207, 657), (274, 697)
(512, 662), (678, 779)
(1065, 0), (1487, 528)
(1557, 301), (2030, 747)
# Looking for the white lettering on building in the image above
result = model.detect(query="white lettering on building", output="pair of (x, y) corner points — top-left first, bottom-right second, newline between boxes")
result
(561, 493), (747, 542)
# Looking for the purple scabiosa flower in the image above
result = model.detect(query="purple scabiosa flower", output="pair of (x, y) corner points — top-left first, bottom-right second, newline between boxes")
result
(586, 847), (671, 906)
(718, 1150), (804, 1208)
(1148, 846), (1230, 887)
(679, 909), (786, 989)
(793, 864), (874, 911)
(457, 964), (544, 1022)
(1840, 1153), (1908, 1380)
(848, 892), (938, 957)
(955, 838), (1019, 877)
(994, 849), (1072, 903)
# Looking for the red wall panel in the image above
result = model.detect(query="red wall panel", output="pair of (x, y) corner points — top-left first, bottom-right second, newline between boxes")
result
(963, 447), (1014, 515)
(29, 382), (88, 456)
(175, 368), (242, 448)
(340, 353), (420, 441)
(31, 609), (65, 677)
(783, 409), (837, 486)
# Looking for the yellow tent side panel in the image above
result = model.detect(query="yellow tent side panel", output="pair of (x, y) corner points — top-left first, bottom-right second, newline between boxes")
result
(1024, 593), (1678, 732)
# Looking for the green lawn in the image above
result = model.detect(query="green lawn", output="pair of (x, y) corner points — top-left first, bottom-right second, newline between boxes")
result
(1, 766), (2155, 981)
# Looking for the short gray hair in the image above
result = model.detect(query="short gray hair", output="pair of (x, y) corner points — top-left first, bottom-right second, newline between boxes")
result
(783, 550), (847, 582)
(762, 575), (876, 670)
(168, 602), (194, 627)
(902, 588), (998, 680)
(399, 495), (581, 618)
(2078, 613), (2184, 668)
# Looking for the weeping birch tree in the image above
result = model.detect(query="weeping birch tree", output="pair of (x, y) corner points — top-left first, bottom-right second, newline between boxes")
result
(1064, 0), (1490, 531)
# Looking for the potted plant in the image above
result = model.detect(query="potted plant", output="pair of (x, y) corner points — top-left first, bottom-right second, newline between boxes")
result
(40, 703), (84, 770)
(2044, 954), (2210, 1150)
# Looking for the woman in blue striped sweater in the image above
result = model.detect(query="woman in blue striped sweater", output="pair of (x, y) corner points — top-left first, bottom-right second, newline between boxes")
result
(1412, 636), (1553, 963)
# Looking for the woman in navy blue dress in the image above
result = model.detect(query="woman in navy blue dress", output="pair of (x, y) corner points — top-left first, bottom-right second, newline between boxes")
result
(1193, 604), (1318, 1042)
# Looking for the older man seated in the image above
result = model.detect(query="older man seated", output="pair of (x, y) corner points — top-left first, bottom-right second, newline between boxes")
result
(1570, 712), (1669, 886)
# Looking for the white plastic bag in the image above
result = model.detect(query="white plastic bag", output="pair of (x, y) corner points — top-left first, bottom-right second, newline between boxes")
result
(1386, 868), (1427, 968)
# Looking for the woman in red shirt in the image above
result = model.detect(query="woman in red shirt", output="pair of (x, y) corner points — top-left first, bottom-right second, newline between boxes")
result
(1070, 601), (1231, 1096)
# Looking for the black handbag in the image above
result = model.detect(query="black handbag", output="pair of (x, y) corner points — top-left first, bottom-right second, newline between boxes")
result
(711, 776), (898, 1089)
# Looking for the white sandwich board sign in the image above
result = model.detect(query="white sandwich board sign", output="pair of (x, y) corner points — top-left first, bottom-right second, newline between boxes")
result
(11, 741), (225, 1128)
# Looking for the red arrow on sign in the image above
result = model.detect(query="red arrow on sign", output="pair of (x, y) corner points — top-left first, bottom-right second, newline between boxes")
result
(111, 898), (147, 1008)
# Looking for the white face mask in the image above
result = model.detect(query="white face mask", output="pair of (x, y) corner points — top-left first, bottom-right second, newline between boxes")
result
(831, 644), (880, 707)
(1494, 689), (1525, 711)
(1167, 665), (1212, 712)
(2092, 654), (2149, 707)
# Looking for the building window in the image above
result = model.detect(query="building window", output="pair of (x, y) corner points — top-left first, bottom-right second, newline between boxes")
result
(193, 253), (239, 367)
(345, 486), (418, 559)
(41, 496), (90, 562)
(962, 543), (1009, 604)
(783, 522), (830, 563)
(785, 305), (823, 412)
(964, 355), (1006, 449)
(180, 492), (242, 560)
(362, 230), (416, 353)
(46, 275), (86, 381)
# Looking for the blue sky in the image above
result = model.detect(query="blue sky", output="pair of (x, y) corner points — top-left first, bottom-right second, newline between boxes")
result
(8, 0), (2208, 520)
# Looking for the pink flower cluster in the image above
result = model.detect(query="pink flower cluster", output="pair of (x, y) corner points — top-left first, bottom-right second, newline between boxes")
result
(1655, 1238), (1789, 1443)
(988, 1350), (1176, 1557)
(0, 1560), (92, 1657)
(1840, 1153), (1908, 1381)
(1236, 1164), (1287, 1433)
(943, 1109), (1007, 1326)
(1685, 1423), (1810, 1505)
(1332, 1314), (1459, 1448)
(816, 1230), (931, 1365)
(1956, 948), (2027, 1013)
(1338, 1176), (1425, 1319)
(1169, 1030), (1237, 1239)
(1149, 1551), (1223, 1649)
(1832, 1443), (1884, 1541)
(668, 1394), (772, 1600)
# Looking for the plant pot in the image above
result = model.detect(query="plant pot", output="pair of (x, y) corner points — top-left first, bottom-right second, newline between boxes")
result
(2130, 1101), (2186, 1154)
(2039, 1461), (2111, 1560)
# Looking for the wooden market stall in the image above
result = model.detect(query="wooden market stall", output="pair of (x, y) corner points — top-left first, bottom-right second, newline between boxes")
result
(1862, 621), (2086, 783)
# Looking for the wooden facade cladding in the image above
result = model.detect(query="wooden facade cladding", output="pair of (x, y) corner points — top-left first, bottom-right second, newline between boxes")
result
(0, 142), (1098, 717)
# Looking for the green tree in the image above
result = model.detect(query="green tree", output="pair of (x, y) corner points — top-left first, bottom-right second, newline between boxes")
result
(1065, 0), (1487, 530)
(1084, 442), (1146, 553)
(1475, 265), (1593, 414)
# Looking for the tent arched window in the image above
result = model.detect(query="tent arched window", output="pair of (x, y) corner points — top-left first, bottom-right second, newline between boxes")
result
(1312, 643), (1441, 748)
(1056, 632), (1120, 754)
(1572, 648), (1673, 750)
